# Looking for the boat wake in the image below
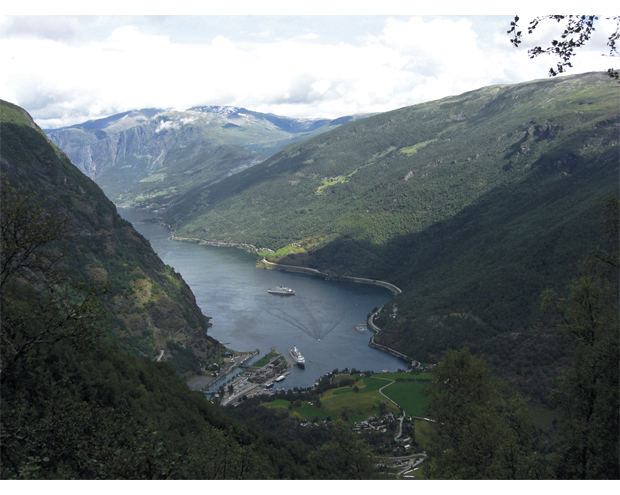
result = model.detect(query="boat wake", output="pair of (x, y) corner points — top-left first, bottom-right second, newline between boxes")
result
(264, 297), (344, 341)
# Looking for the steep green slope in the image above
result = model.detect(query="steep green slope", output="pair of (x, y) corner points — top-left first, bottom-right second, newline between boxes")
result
(160, 72), (619, 373)
(1, 100), (221, 371)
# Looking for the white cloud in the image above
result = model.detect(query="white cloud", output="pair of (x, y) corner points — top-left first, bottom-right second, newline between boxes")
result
(296, 32), (319, 40)
(0, 14), (616, 128)
(155, 116), (196, 133)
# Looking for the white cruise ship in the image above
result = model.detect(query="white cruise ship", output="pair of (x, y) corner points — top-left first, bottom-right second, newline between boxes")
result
(268, 286), (295, 295)
(290, 345), (305, 368)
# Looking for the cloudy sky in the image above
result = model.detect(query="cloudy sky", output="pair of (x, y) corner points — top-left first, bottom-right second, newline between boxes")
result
(1, 2), (616, 128)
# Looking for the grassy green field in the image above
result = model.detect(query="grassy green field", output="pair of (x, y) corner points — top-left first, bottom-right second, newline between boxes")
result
(264, 376), (400, 422)
(379, 381), (431, 417)
(264, 400), (336, 420)
(264, 373), (433, 422)
(368, 373), (432, 417)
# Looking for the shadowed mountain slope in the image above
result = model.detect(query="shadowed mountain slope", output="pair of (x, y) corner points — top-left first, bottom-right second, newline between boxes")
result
(155, 72), (618, 392)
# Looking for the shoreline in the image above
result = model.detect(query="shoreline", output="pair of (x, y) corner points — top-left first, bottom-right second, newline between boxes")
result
(118, 211), (414, 381)
(367, 305), (419, 368)
(258, 257), (402, 296)
(169, 235), (402, 296)
(168, 233), (410, 371)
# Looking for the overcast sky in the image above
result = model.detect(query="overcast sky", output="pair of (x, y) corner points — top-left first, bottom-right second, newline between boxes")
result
(1, 2), (616, 128)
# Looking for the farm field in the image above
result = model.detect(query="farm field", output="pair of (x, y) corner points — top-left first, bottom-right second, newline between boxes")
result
(379, 381), (431, 417)
(263, 372), (433, 423)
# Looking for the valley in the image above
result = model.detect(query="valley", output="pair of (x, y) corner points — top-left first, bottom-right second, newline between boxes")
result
(67, 71), (618, 401)
(45, 106), (365, 213)
(117, 206), (403, 391)
(2, 68), (618, 479)
(44, 72), (619, 400)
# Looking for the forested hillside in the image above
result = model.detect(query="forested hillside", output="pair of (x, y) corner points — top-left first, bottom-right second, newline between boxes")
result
(1, 100), (220, 371)
(1, 97), (616, 479)
(155, 72), (618, 394)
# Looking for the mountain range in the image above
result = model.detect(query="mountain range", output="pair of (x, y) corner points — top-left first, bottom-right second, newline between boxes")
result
(2, 70), (618, 479)
(45, 106), (364, 213)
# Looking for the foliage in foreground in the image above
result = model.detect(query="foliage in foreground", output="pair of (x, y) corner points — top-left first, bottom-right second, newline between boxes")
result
(422, 199), (619, 480)
(542, 198), (619, 479)
(422, 348), (546, 479)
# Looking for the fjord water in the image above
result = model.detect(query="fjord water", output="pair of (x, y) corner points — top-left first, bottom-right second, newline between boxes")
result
(118, 208), (404, 389)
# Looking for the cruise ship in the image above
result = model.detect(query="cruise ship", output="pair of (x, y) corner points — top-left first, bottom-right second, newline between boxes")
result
(268, 286), (295, 295)
(290, 345), (305, 368)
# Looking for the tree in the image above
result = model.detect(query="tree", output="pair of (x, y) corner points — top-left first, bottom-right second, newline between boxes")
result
(422, 348), (544, 479)
(541, 197), (619, 479)
(508, 15), (620, 79)
(1, 181), (113, 478)
(0, 181), (107, 381)
(308, 420), (386, 479)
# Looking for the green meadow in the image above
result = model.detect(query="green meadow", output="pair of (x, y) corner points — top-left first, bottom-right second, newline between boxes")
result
(264, 373), (432, 422)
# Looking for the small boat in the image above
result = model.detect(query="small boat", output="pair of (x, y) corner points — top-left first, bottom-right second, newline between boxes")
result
(268, 286), (295, 295)
(275, 375), (286, 382)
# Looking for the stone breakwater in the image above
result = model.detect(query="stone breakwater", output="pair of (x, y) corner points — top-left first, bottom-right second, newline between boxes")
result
(258, 258), (402, 296)
(169, 236), (402, 295)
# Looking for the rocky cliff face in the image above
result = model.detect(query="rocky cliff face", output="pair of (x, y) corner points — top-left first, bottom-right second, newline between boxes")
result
(46, 106), (363, 211)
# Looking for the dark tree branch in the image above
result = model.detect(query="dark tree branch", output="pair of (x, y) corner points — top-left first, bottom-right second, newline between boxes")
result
(508, 15), (620, 79)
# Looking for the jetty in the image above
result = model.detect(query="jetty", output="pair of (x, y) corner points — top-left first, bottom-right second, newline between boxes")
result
(259, 258), (402, 295)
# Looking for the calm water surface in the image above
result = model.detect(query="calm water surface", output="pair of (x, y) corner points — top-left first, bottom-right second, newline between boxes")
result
(118, 208), (405, 389)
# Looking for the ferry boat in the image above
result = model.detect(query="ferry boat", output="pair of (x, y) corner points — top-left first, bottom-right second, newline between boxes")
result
(275, 375), (286, 382)
(290, 345), (306, 368)
(268, 286), (295, 295)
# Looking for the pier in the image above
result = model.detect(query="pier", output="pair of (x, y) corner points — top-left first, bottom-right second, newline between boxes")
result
(187, 349), (259, 392)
